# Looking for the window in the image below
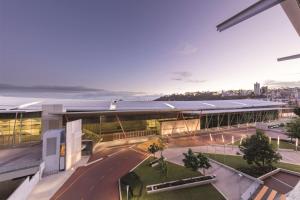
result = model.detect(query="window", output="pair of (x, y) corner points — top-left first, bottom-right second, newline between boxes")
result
(46, 137), (57, 156)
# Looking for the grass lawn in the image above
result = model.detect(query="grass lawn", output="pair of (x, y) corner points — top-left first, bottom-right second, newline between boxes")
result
(0, 178), (25, 200)
(121, 157), (225, 200)
(204, 153), (300, 177)
(233, 139), (297, 150)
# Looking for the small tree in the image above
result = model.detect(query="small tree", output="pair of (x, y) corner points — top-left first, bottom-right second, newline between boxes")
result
(159, 156), (168, 179)
(183, 149), (200, 171)
(182, 149), (211, 173)
(286, 118), (300, 142)
(197, 153), (211, 175)
(148, 143), (159, 158)
(240, 129), (282, 168)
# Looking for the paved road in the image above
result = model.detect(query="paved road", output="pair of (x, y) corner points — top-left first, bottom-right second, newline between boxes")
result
(51, 146), (146, 200)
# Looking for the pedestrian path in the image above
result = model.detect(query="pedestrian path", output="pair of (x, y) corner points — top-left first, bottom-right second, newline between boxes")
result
(162, 148), (258, 200)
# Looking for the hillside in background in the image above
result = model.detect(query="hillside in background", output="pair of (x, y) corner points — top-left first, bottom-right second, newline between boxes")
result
(155, 92), (265, 101)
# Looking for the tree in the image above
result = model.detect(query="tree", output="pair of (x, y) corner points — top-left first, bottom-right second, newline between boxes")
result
(286, 118), (300, 142)
(294, 107), (300, 117)
(240, 129), (282, 168)
(159, 156), (168, 179)
(197, 153), (211, 175)
(148, 143), (159, 157)
(182, 149), (211, 173)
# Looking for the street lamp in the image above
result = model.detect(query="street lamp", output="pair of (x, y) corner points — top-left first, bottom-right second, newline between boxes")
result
(126, 185), (129, 200)
(238, 173), (243, 198)
(222, 134), (225, 163)
(296, 138), (298, 151)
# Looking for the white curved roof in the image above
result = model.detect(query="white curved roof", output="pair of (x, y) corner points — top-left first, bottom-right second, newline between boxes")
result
(0, 96), (285, 113)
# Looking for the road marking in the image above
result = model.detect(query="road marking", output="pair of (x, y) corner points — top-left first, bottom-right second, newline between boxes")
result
(89, 185), (95, 191)
(84, 158), (103, 167)
(107, 148), (125, 157)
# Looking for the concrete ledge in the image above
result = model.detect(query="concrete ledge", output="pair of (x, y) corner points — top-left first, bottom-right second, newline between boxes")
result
(258, 168), (281, 180)
(146, 175), (216, 194)
(258, 168), (300, 185)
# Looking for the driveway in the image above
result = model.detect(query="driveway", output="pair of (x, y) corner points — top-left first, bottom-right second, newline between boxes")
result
(51, 146), (147, 200)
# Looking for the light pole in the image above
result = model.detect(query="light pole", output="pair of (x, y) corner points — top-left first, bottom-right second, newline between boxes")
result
(296, 138), (298, 151)
(222, 134), (225, 163)
(126, 185), (129, 200)
(277, 136), (280, 149)
(210, 133), (213, 154)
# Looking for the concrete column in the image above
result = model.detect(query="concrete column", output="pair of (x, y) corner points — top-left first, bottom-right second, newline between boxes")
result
(42, 104), (64, 135)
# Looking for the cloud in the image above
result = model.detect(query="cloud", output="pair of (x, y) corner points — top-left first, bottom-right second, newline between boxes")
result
(171, 71), (206, 84)
(0, 83), (155, 100)
(177, 42), (198, 55)
(264, 80), (300, 88)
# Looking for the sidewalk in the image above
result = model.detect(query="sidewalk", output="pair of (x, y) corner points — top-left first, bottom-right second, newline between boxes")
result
(28, 156), (89, 200)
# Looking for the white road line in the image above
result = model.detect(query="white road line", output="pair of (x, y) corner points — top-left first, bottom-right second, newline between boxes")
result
(107, 148), (125, 157)
(89, 185), (95, 191)
(84, 157), (103, 167)
(129, 147), (148, 156)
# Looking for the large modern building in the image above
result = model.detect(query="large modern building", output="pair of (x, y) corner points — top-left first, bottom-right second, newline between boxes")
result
(0, 97), (291, 146)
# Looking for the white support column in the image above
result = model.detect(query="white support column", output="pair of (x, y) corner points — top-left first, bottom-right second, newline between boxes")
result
(116, 114), (126, 138)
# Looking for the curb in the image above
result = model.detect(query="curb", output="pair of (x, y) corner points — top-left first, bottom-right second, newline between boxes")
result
(211, 183), (229, 200)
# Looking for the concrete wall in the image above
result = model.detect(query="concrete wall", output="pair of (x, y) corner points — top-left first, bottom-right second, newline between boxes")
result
(160, 119), (200, 135)
(8, 162), (44, 200)
(41, 104), (63, 134)
(65, 120), (82, 170)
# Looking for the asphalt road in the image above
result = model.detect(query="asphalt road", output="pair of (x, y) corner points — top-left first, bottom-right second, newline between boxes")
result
(51, 146), (147, 200)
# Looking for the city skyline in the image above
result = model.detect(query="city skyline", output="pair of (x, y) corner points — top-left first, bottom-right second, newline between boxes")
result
(1, 0), (300, 100)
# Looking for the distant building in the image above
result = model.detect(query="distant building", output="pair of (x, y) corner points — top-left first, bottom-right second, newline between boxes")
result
(254, 82), (261, 96)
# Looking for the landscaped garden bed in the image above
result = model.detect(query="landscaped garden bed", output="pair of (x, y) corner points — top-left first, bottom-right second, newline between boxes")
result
(146, 175), (216, 194)
(120, 157), (225, 200)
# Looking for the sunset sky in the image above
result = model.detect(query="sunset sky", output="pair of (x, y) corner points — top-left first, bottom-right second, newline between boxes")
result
(1, 0), (300, 100)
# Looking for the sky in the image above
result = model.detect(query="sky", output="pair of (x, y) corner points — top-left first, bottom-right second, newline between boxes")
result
(0, 0), (300, 100)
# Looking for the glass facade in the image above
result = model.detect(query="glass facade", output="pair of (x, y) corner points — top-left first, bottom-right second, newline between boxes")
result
(65, 110), (279, 142)
(0, 112), (41, 145)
